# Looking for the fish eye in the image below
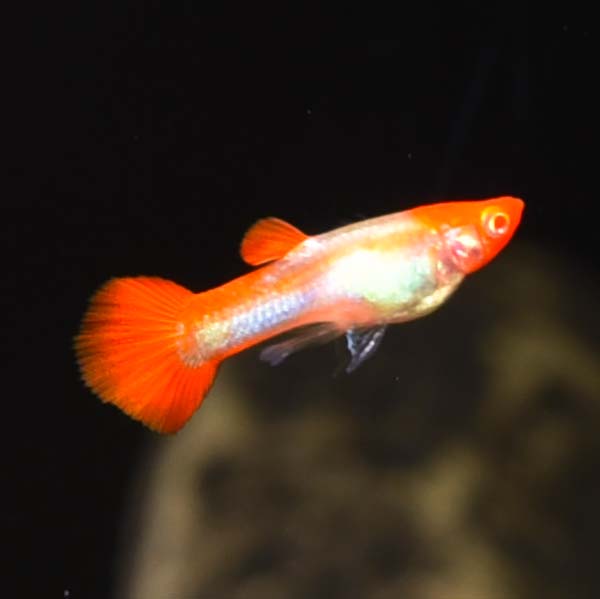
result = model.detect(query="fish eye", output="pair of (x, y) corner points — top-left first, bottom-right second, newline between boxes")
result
(483, 209), (510, 237)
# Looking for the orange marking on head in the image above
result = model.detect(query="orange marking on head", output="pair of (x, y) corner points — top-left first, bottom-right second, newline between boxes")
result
(412, 196), (524, 273)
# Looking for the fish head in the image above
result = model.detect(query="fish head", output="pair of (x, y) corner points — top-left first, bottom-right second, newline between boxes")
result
(419, 196), (524, 274)
(443, 196), (524, 274)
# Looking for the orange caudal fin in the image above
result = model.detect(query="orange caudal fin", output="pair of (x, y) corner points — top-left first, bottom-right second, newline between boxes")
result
(74, 277), (219, 433)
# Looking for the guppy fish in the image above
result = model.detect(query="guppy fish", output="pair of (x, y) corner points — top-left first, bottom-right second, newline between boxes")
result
(75, 196), (523, 433)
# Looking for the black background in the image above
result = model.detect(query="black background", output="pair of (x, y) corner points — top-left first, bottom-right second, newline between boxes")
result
(7, 5), (598, 598)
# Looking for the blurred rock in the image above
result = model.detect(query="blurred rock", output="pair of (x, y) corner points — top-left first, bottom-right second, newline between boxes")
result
(117, 244), (600, 599)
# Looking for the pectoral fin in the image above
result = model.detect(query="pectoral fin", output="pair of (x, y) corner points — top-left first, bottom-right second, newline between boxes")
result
(345, 326), (387, 373)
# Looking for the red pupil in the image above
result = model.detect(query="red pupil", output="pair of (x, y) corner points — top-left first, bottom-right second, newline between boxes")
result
(491, 213), (508, 232)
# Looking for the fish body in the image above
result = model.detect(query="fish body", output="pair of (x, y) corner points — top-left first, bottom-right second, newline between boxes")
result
(75, 196), (523, 433)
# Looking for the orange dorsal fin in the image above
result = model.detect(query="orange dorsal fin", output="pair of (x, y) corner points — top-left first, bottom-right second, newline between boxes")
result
(240, 217), (308, 265)
(74, 277), (220, 433)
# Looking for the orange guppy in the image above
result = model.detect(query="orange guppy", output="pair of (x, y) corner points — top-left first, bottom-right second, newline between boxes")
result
(75, 196), (524, 433)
